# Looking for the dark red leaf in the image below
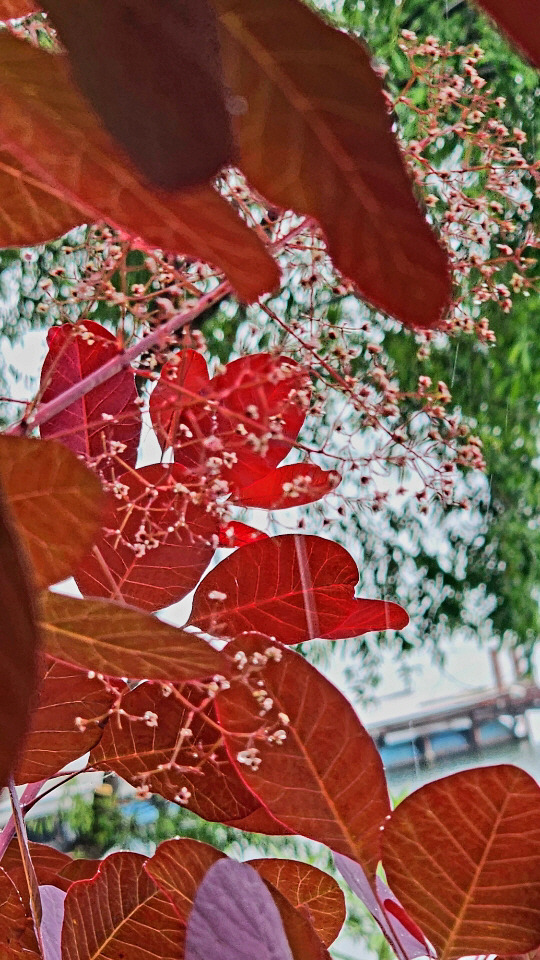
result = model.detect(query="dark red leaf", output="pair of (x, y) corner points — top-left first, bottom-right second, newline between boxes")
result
(15, 658), (115, 785)
(185, 859), (294, 960)
(216, 634), (391, 874)
(0, 482), (40, 791)
(218, 521), (268, 547)
(189, 534), (408, 643)
(39, 321), (141, 479)
(150, 350), (211, 453)
(476, 1), (540, 67)
(249, 859), (346, 947)
(90, 681), (286, 831)
(44, 0), (235, 189)
(0, 867), (39, 957)
(230, 463), (341, 510)
(145, 837), (223, 922)
(382, 765), (540, 960)
(58, 860), (100, 885)
(1, 840), (72, 909)
(61, 851), (184, 959)
(75, 463), (217, 612)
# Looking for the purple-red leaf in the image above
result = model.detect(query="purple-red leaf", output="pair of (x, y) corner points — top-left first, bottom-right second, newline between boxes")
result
(40, 592), (226, 681)
(39, 322), (141, 478)
(249, 858), (346, 947)
(40, 885), (65, 960)
(382, 765), (540, 960)
(189, 534), (408, 643)
(61, 851), (184, 960)
(0, 437), (104, 589)
(476, 1), (540, 66)
(334, 853), (433, 959)
(15, 658), (115, 785)
(75, 463), (217, 613)
(216, 634), (391, 875)
(44, 0), (235, 189)
(150, 349), (211, 453)
(185, 859), (294, 960)
(145, 837), (223, 922)
(230, 463), (341, 510)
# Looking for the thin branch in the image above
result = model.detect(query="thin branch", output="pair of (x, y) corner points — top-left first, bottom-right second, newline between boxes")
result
(8, 777), (45, 959)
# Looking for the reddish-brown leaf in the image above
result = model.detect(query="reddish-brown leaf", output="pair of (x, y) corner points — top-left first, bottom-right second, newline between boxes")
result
(476, 1), (540, 67)
(249, 858), (346, 946)
(75, 463), (217, 613)
(0, 436), (104, 589)
(15, 658), (115, 784)
(218, 520), (269, 547)
(150, 349), (211, 452)
(61, 851), (184, 960)
(152, 352), (310, 490)
(59, 859), (101, 885)
(44, 0), (235, 189)
(0, 32), (278, 302)
(0, 1), (36, 14)
(0, 482), (40, 791)
(1, 840), (71, 925)
(90, 681), (285, 831)
(230, 463), (341, 510)
(217, 634), (391, 874)
(145, 837), (224, 922)
(215, 0), (450, 329)
(497, 952), (540, 960)
(0, 153), (82, 247)
(382, 765), (540, 960)
(189, 534), (408, 643)
(39, 322), (141, 477)
(40, 592), (227, 681)
(0, 867), (39, 957)
(147, 840), (329, 960)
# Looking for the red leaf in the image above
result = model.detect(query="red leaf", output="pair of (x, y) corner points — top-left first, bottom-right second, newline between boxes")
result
(59, 860), (101, 885)
(40, 593), (226, 682)
(0, 482), (40, 791)
(382, 765), (540, 960)
(230, 463), (341, 510)
(1, 840), (71, 906)
(75, 463), (217, 612)
(476, 1), (540, 67)
(189, 534), (408, 643)
(90, 682), (286, 831)
(61, 851), (184, 960)
(249, 858), (346, 947)
(218, 521), (268, 547)
(39, 321), (141, 479)
(0, 867), (39, 957)
(15, 658), (115, 785)
(216, 634), (391, 874)
(150, 350), (211, 452)
(152, 352), (310, 490)
(0, 1), (37, 15)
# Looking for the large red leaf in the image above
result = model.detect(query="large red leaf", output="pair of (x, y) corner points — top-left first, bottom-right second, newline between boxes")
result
(75, 463), (217, 613)
(39, 592), (227, 681)
(476, 1), (540, 67)
(39, 321), (141, 478)
(249, 858), (346, 947)
(0, 867), (39, 957)
(189, 534), (408, 643)
(0, 1), (36, 14)
(230, 463), (341, 510)
(0, 153), (84, 248)
(216, 634), (391, 874)
(215, 0), (451, 329)
(1, 840), (71, 926)
(382, 765), (540, 960)
(44, 0), (234, 189)
(218, 520), (268, 547)
(59, 859), (101, 885)
(151, 352), (310, 490)
(15, 658), (115, 784)
(0, 436), (104, 589)
(0, 482), (40, 791)
(90, 681), (285, 831)
(0, 32), (278, 302)
(61, 851), (184, 960)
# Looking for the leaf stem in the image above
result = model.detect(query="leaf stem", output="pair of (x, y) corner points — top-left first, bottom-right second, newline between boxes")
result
(8, 777), (45, 958)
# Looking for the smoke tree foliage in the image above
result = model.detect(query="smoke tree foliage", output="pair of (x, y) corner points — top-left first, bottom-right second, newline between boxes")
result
(0, 1), (538, 959)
